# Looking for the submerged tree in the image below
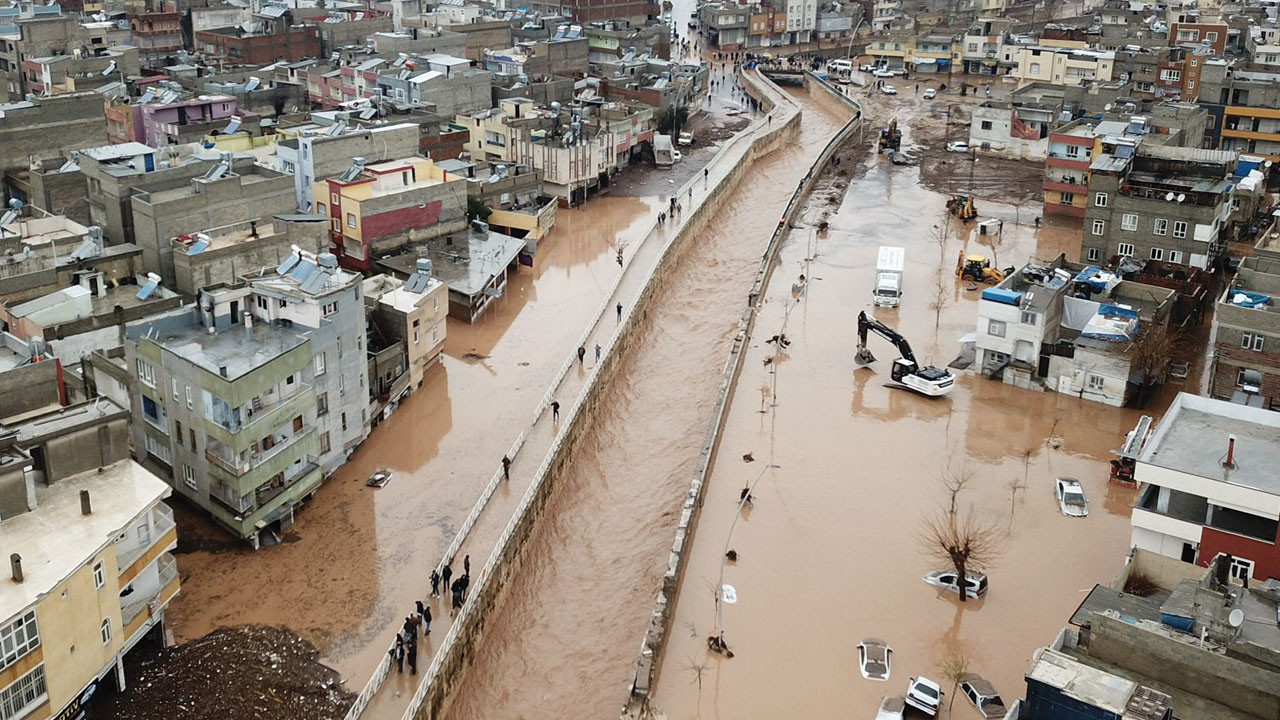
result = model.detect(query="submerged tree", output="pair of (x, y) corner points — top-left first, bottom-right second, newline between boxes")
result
(919, 469), (1004, 603)
(1129, 322), (1186, 408)
(658, 104), (691, 137)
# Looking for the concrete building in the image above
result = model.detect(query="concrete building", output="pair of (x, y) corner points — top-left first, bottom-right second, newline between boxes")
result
(124, 248), (368, 547)
(315, 156), (468, 272)
(362, 262), (446, 420)
(1131, 392), (1280, 581)
(960, 17), (1012, 75)
(872, 0), (899, 30)
(21, 45), (140, 97)
(1197, 60), (1280, 158)
(1007, 45), (1115, 87)
(194, 20), (321, 66)
(375, 54), (492, 119)
(128, 153), (296, 285)
(0, 92), (108, 176)
(169, 214), (329, 296)
(483, 38), (590, 79)
(1083, 144), (1238, 270)
(1210, 256), (1280, 407)
(73, 142), (216, 245)
(130, 94), (256, 148)
(369, 29), (468, 59)
(969, 99), (1052, 159)
(378, 224), (526, 322)
(0, 6), (78, 101)
(276, 123), (422, 214)
(556, 0), (657, 25)
(128, 2), (183, 69)
(0, 398), (179, 720)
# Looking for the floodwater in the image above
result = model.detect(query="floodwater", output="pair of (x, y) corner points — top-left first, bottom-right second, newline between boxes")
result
(440, 90), (851, 719)
(167, 195), (661, 679)
(645, 123), (1172, 715)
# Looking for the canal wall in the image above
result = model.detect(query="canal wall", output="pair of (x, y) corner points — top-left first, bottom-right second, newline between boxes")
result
(621, 71), (863, 717)
(396, 70), (802, 720)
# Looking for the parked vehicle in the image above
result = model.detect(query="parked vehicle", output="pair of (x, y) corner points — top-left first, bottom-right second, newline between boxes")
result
(946, 141), (970, 152)
(1055, 477), (1089, 517)
(881, 84), (898, 95)
(923, 569), (988, 599)
(874, 245), (905, 307)
(906, 676), (943, 716)
(677, 131), (694, 146)
(672, 150), (683, 163)
(923, 88), (937, 99)
(367, 470), (392, 488)
(873, 68), (895, 78)
(858, 638), (892, 681)
(959, 674), (1007, 719)
(654, 134), (675, 167)
(860, 63), (878, 72)
(875, 696), (906, 720)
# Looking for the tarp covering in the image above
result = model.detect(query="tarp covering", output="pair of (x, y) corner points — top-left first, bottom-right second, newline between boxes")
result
(1229, 289), (1271, 308)
(1081, 305), (1139, 341)
(981, 287), (1022, 306)
(1062, 295), (1100, 331)
(1074, 266), (1121, 294)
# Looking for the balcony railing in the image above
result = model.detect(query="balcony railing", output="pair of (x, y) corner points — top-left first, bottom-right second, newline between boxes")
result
(206, 424), (311, 478)
(121, 553), (178, 627)
(117, 503), (177, 572)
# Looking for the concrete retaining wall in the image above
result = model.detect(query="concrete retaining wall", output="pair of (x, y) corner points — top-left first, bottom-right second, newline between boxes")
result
(397, 71), (802, 720)
(621, 71), (862, 716)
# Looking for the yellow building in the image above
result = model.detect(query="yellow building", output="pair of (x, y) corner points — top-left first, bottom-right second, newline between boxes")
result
(0, 459), (178, 720)
(1008, 45), (1115, 87)
(455, 98), (532, 163)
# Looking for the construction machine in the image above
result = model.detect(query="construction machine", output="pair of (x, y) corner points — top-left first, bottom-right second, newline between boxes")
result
(879, 118), (902, 152)
(956, 252), (1012, 284)
(854, 311), (955, 397)
(946, 194), (977, 220)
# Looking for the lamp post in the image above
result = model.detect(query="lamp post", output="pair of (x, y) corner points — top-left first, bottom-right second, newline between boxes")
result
(711, 462), (779, 655)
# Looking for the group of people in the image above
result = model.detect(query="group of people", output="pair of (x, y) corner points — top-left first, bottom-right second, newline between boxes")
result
(390, 554), (475, 675)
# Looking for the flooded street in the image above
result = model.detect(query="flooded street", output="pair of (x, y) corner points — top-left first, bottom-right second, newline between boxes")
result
(645, 120), (1171, 715)
(440, 89), (850, 719)
(168, 195), (659, 679)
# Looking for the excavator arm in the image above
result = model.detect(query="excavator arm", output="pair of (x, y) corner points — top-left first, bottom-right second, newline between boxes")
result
(855, 311), (917, 365)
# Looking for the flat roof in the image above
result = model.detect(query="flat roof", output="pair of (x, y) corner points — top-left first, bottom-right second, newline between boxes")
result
(81, 142), (155, 161)
(0, 460), (170, 620)
(1138, 392), (1280, 495)
(3, 397), (127, 446)
(141, 312), (308, 381)
(1027, 647), (1135, 714)
(380, 229), (524, 297)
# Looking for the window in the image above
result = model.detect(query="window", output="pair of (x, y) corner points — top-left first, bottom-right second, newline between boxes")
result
(432, 328), (439, 343)
(317, 392), (329, 416)
(1150, 247), (1164, 261)
(980, 120), (993, 130)
(1064, 144), (1081, 158)
(1160, 68), (1181, 83)
(136, 358), (156, 388)
(0, 612), (39, 671)
(341, 412), (348, 432)
(1020, 310), (1037, 325)
(1117, 242), (1135, 257)
(987, 319), (1006, 338)
(100, 619), (111, 645)
(316, 202), (325, 215)
(185, 386), (193, 409)
(182, 465), (197, 491)
(189, 429), (195, 452)
(1229, 555), (1254, 581)
(1206, 31), (1218, 41)
(331, 193), (339, 205)
(1173, 220), (1187, 238)
(1029, 62), (1041, 74)
(138, 523), (150, 544)
(1242, 332), (1265, 351)
(322, 301), (338, 317)
(1087, 247), (1101, 262)
(1154, 218), (1167, 235)
(319, 431), (331, 454)
(315, 353), (326, 376)
(1086, 373), (1105, 391)
(175, 420), (182, 440)
(1121, 213), (1138, 231)
(346, 212), (356, 229)
(172, 378), (179, 401)
(1169, 250), (1184, 264)
(93, 562), (104, 589)
(0, 665), (46, 720)
(1060, 192), (1075, 204)
(1092, 219), (1105, 236)
(413, 330), (419, 344)
(1094, 192), (1108, 207)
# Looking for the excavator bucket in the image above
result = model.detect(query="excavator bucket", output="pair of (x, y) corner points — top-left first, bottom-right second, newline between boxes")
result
(855, 347), (876, 365)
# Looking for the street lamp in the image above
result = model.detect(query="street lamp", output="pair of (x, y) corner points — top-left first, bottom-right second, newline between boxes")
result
(845, 15), (867, 60)
(710, 462), (780, 657)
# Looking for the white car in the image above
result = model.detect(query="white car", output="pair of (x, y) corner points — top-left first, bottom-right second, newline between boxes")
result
(875, 696), (906, 720)
(906, 677), (943, 716)
(857, 638), (892, 681)
(873, 68), (895, 78)
(923, 569), (988, 600)
(959, 674), (1007, 719)
(366, 470), (392, 488)
(671, 150), (682, 163)
(860, 63), (878, 72)
(923, 88), (937, 99)
(880, 84), (898, 95)
(1056, 477), (1089, 517)
(946, 141), (970, 152)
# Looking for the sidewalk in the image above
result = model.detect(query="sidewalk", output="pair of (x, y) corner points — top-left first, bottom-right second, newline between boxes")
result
(356, 72), (796, 720)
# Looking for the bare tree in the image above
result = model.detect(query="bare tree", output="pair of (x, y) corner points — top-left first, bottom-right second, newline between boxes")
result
(920, 470), (1004, 603)
(1007, 448), (1032, 526)
(608, 236), (630, 268)
(936, 646), (970, 712)
(758, 380), (772, 414)
(1128, 322), (1186, 408)
(929, 269), (948, 334)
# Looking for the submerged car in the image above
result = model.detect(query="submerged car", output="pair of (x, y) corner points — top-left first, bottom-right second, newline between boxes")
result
(1056, 477), (1089, 517)
(923, 88), (937, 99)
(923, 569), (988, 600)
(906, 676), (943, 716)
(959, 674), (1007, 719)
(858, 637), (892, 681)
(881, 84), (898, 95)
(946, 141), (970, 152)
(875, 696), (906, 720)
(367, 470), (392, 488)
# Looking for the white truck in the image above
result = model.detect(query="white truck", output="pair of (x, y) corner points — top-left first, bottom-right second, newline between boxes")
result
(874, 245), (905, 307)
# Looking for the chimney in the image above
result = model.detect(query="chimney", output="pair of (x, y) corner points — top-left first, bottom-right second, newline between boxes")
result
(243, 310), (253, 338)
(10, 554), (22, 583)
(219, 365), (228, 378)
(1223, 434), (1237, 469)
(80, 489), (92, 515)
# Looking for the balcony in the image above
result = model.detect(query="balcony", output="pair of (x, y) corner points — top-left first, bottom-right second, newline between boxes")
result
(117, 503), (177, 577)
(1135, 484), (1277, 544)
(122, 552), (180, 639)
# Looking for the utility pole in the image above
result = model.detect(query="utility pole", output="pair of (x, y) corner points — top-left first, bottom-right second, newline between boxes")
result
(712, 463), (780, 655)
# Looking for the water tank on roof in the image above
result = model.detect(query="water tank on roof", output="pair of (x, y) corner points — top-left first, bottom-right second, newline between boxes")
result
(318, 253), (339, 268)
(416, 258), (433, 275)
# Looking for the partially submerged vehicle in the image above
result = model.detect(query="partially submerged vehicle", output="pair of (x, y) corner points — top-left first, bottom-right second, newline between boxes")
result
(959, 674), (1007, 719)
(923, 569), (988, 600)
(858, 637), (892, 681)
(874, 696), (906, 720)
(1055, 477), (1089, 517)
(367, 470), (392, 488)
(905, 676), (943, 716)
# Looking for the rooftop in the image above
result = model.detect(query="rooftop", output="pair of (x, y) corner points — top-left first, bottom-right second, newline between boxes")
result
(380, 228), (524, 297)
(131, 308), (308, 381)
(1138, 392), (1280, 495)
(0, 460), (170, 620)
(2, 397), (128, 446)
(1027, 647), (1135, 714)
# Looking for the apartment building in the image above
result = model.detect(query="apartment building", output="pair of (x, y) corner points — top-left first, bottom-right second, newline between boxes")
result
(315, 156), (468, 271)
(21, 45), (139, 97)
(872, 0), (899, 30)
(1198, 60), (1280, 158)
(960, 17), (1012, 75)
(0, 6), (78, 100)
(1131, 392), (1280, 580)
(276, 123), (421, 214)
(375, 55), (492, 119)
(1210, 255), (1280, 407)
(0, 92), (107, 176)
(362, 262), (447, 416)
(1007, 45), (1115, 87)
(0, 400), (178, 720)
(1083, 144), (1238, 269)
(128, 2), (182, 69)
(1043, 119), (1111, 218)
(169, 215), (329, 297)
(124, 249), (369, 547)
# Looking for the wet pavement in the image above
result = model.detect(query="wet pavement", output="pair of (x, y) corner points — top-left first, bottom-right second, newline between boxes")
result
(438, 87), (851, 719)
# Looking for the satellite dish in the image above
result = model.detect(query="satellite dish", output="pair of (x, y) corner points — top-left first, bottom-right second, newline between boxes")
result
(1177, 193), (1186, 202)
(1229, 608), (1245, 628)
(721, 584), (738, 604)
(1105, 103), (1113, 111)
(1165, 192), (1176, 201)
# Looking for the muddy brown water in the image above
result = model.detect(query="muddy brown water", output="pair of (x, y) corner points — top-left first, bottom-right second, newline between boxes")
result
(438, 90), (851, 719)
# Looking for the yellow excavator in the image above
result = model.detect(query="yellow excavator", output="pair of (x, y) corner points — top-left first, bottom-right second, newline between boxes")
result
(879, 118), (901, 152)
(956, 251), (1011, 284)
(946, 194), (977, 220)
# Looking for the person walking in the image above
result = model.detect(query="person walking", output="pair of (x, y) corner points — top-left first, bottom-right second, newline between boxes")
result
(407, 635), (418, 675)
(551, 400), (560, 422)
(617, 302), (623, 321)
(502, 455), (511, 480)
(577, 345), (586, 366)
(704, 168), (709, 184)
(423, 603), (432, 635)
(464, 554), (471, 575)
(594, 343), (602, 364)
(429, 569), (440, 598)
(441, 563), (452, 595)
(415, 599), (426, 626)
(459, 573), (471, 602)
(395, 634), (405, 673)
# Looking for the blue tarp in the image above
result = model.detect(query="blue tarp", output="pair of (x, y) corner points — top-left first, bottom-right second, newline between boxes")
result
(981, 287), (1022, 306)
(1098, 303), (1139, 319)
(1228, 289), (1271, 308)
(1235, 156), (1264, 177)
(1160, 613), (1195, 633)
(1074, 266), (1110, 292)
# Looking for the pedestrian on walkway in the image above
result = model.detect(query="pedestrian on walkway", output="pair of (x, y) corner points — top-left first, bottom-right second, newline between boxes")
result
(617, 302), (622, 321)
(577, 345), (586, 366)
(704, 168), (709, 184)
(430, 568), (440, 597)
(595, 343), (602, 364)
(551, 400), (560, 421)
(502, 455), (511, 480)
(459, 573), (471, 601)
(442, 563), (452, 594)
(395, 634), (405, 673)
(464, 553), (471, 575)
(404, 615), (416, 639)
(408, 636), (418, 675)
(415, 599), (426, 625)
(423, 603), (432, 635)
